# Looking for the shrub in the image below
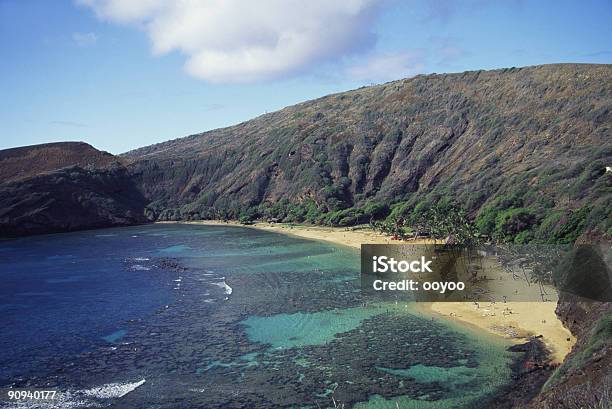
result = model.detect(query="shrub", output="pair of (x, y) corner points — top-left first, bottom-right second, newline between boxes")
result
(553, 207), (590, 244)
(535, 211), (564, 241)
(476, 205), (498, 235)
(570, 160), (606, 198)
(493, 207), (536, 241)
(514, 230), (534, 244)
(238, 207), (258, 224)
(476, 193), (525, 236)
(386, 201), (410, 223)
(362, 201), (389, 220)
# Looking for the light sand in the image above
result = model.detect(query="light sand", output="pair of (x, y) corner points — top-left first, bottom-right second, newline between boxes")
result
(427, 249), (576, 362)
(177, 219), (402, 248)
(427, 301), (574, 363)
(164, 220), (575, 362)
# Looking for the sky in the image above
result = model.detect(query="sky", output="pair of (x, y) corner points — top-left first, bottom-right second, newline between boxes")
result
(1, 0), (610, 154)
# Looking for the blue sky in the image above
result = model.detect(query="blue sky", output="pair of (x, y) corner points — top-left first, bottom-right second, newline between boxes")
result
(1, 0), (610, 154)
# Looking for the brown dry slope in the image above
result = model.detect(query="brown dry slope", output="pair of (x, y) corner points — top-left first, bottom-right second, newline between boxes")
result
(0, 141), (116, 183)
(125, 64), (611, 242)
(0, 142), (147, 237)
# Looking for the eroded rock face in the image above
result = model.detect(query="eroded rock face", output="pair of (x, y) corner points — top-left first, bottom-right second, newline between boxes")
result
(3, 64), (611, 236)
(521, 233), (611, 409)
(0, 141), (116, 183)
(520, 298), (611, 409)
(0, 163), (148, 238)
(123, 64), (611, 227)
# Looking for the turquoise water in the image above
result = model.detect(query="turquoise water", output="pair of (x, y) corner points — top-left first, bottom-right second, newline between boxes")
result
(355, 319), (513, 408)
(0, 224), (517, 408)
(243, 306), (384, 349)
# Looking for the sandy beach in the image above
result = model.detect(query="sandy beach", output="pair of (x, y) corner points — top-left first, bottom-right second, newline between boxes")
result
(426, 301), (574, 362)
(168, 220), (575, 363)
(177, 219), (404, 247)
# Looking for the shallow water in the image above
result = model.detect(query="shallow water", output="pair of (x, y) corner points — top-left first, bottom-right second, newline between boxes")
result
(0, 224), (516, 408)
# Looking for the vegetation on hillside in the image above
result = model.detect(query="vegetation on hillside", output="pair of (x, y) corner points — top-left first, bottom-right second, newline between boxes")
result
(2, 65), (610, 242)
(127, 64), (612, 244)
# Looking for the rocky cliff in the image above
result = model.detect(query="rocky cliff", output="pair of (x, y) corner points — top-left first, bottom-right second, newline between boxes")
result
(0, 64), (609, 408)
(528, 297), (611, 408)
(3, 65), (608, 240)
(0, 141), (116, 183)
(124, 64), (611, 243)
(521, 232), (611, 409)
(0, 143), (147, 237)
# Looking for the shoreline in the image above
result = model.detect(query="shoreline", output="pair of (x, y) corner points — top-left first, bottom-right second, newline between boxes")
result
(167, 219), (408, 247)
(161, 220), (575, 363)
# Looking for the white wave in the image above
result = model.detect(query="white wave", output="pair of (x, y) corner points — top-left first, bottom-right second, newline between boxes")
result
(82, 379), (146, 399)
(173, 278), (182, 282)
(131, 265), (150, 271)
(3, 380), (145, 409)
(203, 299), (215, 303)
(212, 280), (232, 295)
(133, 257), (150, 261)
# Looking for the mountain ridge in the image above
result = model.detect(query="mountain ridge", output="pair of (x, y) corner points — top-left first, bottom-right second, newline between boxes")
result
(0, 143), (146, 237)
(0, 62), (610, 409)
(122, 63), (610, 158)
(1, 63), (610, 241)
(124, 63), (611, 243)
(0, 141), (117, 183)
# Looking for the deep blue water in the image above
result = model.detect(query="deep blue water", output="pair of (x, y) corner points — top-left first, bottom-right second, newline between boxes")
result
(0, 224), (515, 409)
(0, 226), (176, 380)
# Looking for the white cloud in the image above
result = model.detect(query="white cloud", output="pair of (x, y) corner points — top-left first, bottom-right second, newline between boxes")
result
(72, 31), (98, 47)
(77, 0), (383, 83)
(347, 50), (426, 83)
